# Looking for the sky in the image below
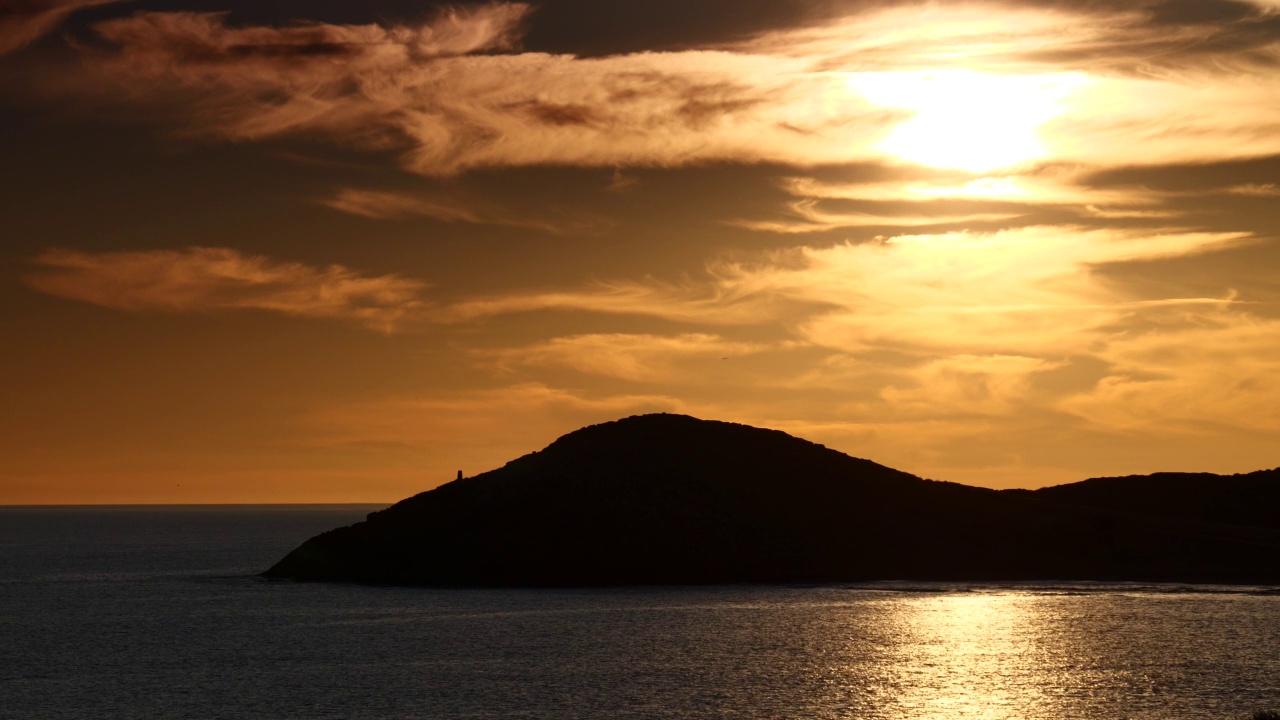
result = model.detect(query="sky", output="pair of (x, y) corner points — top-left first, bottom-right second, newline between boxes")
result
(3, 0), (1280, 503)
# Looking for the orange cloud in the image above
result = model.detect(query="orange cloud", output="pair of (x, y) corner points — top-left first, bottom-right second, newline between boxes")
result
(0, 0), (124, 55)
(78, 5), (888, 174)
(1227, 183), (1280, 197)
(444, 226), (1249, 352)
(27, 246), (427, 332)
(480, 333), (769, 382)
(878, 354), (1065, 418)
(764, 171), (1274, 225)
(1060, 314), (1280, 433)
(769, 228), (1248, 355)
(34, 226), (1249, 364)
(730, 198), (1020, 234)
(323, 188), (609, 235)
(437, 278), (792, 326)
(15, 2), (1268, 175)
(774, 172), (1169, 209)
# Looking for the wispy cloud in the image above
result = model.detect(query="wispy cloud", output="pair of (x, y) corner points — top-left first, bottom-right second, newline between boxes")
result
(1079, 205), (1183, 219)
(480, 332), (769, 382)
(1227, 183), (1280, 197)
(878, 354), (1066, 418)
(730, 197), (1021, 234)
(437, 277), (792, 326)
(26, 246), (428, 332)
(73, 4), (885, 174)
(775, 172), (1169, 208)
(754, 227), (1250, 356)
(450, 226), (1249, 351)
(758, 171), (1272, 227)
(0, 0), (124, 55)
(1060, 314), (1280, 433)
(323, 188), (608, 235)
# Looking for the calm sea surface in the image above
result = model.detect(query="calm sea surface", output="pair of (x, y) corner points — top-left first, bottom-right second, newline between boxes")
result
(1, 506), (1278, 720)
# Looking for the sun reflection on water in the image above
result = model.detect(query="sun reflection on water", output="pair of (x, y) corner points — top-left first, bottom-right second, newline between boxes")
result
(807, 589), (1159, 720)
(865, 593), (1066, 720)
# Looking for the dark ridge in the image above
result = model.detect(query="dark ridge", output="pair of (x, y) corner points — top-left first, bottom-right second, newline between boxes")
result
(265, 413), (1280, 587)
(1017, 469), (1280, 531)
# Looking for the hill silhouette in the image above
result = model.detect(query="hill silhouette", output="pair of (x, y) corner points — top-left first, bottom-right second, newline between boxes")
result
(1019, 469), (1280, 532)
(265, 414), (1280, 586)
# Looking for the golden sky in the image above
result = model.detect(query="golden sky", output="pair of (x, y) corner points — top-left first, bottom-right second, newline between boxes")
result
(3, 0), (1280, 503)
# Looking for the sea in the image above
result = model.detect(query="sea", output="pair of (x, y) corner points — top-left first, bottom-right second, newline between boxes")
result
(1, 506), (1278, 720)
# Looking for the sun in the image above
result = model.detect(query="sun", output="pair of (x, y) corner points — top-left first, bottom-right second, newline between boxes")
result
(851, 69), (1084, 173)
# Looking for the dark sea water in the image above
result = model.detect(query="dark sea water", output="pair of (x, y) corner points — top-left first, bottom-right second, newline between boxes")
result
(2, 506), (1278, 719)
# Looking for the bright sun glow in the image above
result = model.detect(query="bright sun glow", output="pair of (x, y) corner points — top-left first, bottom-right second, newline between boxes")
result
(852, 70), (1085, 172)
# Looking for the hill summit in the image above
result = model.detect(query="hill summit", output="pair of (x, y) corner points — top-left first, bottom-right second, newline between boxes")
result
(265, 413), (1280, 586)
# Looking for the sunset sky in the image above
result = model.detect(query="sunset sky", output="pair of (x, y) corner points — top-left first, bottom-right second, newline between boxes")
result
(4, 0), (1280, 503)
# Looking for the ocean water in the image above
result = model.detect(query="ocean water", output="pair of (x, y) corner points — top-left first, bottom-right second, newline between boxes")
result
(1, 506), (1278, 720)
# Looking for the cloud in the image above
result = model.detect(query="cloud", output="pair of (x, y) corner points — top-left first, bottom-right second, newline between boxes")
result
(322, 188), (609, 234)
(750, 3), (1280, 166)
(436, 277), (793, 326)
(1227, 183), (1280, 197)
(96, 3), (529, 63)
(878, 354), (1066, 418)
(607, 168), (639, 193)
(73, 5), (890, 174)
(775, 172), (1169, 208)
(480, 332), (769, 382)
(730, 170), (1189, 232)
(434, 226), (1252, 352)
(769, 227), (1250, 355)
(747, 350), (1068, 420)
(775, 1), (1279, 78)
(26, 246), (428, 332)
(43, 225), (1239, 355)
(760, 171), (1272, 227)
(1060, 314), (1280, 433)
(730, 197), (1021, 234)
(40, 1), (1278, 177)
(1079, 205), (1183, 219)
(0, 0), (124, 55)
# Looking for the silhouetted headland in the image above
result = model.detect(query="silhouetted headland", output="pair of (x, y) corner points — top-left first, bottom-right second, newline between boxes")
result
(265, 414), (1280, 586)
